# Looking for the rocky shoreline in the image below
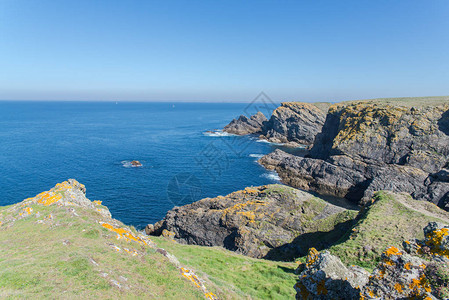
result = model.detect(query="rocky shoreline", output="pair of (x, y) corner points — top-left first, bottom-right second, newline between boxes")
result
(147, 96), (449, 299)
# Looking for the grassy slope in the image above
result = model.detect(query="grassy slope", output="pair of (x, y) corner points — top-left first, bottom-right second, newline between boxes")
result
(153, 237), (297, 299)
(0, 202), (204, 299)
(326, 191), (449, 272)
(0, 191), (297, 299)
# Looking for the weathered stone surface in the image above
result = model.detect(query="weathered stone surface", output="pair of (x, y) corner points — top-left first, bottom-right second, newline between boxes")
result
(260, 102), (326, 146)
(294, 248), (369, 299)
(296, 222), (449, 299)
(222, 102), (326, 146)
(223, 111), (267, 135)
(260, 102), (449, 207)
(148, 185), (356, 259)
(311, 103), (449, 172)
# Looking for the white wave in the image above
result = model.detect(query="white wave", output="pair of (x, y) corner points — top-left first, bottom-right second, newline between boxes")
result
(249, 154), (264, 158)
(255, 139), (284, 146)
(203, 130), (235, 137)
(261, 171), (281, 181)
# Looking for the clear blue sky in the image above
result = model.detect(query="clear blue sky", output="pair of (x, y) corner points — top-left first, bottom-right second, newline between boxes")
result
(0, 0), (448, 102)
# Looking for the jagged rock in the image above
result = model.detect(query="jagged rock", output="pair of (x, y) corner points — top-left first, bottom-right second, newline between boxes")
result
(295, 248), (369, 299)
(223, 111), (267, 135)
(296, 222), (449, 299)
(222, 102), (327, 146)
(259, 149), (443, 205)
(260, 101), (449, 207)
(148, 185), (356, 259)
(310, 102), (449, 172)
(260, 102), (326, 146)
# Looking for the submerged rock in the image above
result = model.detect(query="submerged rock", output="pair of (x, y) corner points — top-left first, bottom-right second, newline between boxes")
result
(148, 184), (357, 259)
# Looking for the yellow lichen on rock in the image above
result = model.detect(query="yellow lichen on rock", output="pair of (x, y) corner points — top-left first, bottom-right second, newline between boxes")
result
(305, 247), (319, 268)
(100, 222), (148, 246)
(93, 200), (102, 205)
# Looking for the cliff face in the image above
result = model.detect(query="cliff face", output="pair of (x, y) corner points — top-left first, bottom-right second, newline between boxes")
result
(222, 111), (267, 135)
(260, 101), (449, 208)
(260, 102), (327, 146)
(148, 184), (357, 260)
(222, 102), (327, 146)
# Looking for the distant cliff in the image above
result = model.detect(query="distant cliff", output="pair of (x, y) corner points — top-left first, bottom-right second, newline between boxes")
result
(223, 102), (328, 147)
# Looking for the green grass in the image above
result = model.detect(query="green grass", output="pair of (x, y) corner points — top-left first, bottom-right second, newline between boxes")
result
(0, 189), (301, 299)
(0, 202), (205, 299)
(153, 236), (297, 299)
(326, 191), (449, 271)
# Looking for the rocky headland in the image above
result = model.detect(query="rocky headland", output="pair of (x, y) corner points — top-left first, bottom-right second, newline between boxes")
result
(260, 99), (449, 209)
(223, 102), (328, 147)
(148, 184), (357, 260)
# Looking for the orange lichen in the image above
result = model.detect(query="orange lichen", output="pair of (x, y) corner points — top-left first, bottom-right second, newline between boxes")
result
(394, 283), (403, 293)
(36, 192), (62, 206)
(384, 246), (402, 257)
(205, 292), (217, 299)
(101, 222), (148, 246)
(181, 268), (202, 288)
(306, 248), (319, 268)
(19, 206), (33, 216)
(425, 227), (449, 257)
(404, 262), (411, 270)
(93, 200), (102, 205)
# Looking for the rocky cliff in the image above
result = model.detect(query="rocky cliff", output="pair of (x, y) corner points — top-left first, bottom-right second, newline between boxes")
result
(222, 111), (267, 135)
(260, 99), (449, 208)
(295, 221), (449, 299)
(223, 102), (328, 146)
(148, 184), (357, 260)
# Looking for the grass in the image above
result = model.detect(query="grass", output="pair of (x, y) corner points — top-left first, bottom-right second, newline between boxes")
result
(325, 191), (449, 271)
(153, 236), (297, 299)
(0, 202), (205, 299)
(0, 186), (299, 299)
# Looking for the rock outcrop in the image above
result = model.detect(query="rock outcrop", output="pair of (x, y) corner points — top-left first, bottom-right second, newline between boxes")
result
(222, 102), (327, 146)
(260, 102), (327, 146)
(295, 222), (449, 299)
(147, 184), (357, 259)
(223, 111), (267, 135)
(260, 101), (449, 207)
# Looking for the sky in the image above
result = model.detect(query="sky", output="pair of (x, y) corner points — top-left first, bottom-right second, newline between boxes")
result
(0, 0), (448, 102)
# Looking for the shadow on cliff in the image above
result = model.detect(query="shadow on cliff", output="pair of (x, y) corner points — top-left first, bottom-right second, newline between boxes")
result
(262, 219), (354, 261)
(438, 109), (449, 136)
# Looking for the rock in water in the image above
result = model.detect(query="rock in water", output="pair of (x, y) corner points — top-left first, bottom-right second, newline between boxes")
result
(130, 160), (142, 167)
(147, 184), (357, 259)
(223, 111), (267, 135)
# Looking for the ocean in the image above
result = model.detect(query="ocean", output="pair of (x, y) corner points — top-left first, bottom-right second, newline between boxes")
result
(0, 101), (301, 228)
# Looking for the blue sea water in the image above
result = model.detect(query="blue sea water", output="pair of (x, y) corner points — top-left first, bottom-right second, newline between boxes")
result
(0, 101), (300, 228)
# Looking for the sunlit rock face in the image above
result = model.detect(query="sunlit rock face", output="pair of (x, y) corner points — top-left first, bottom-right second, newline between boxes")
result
(260, 102), (449, 208)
